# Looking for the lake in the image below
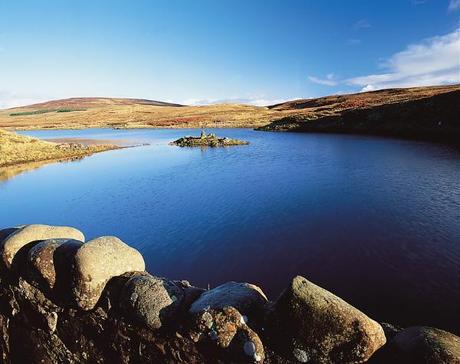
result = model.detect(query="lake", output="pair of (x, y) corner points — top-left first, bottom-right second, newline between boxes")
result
(1, 128), (460, 333)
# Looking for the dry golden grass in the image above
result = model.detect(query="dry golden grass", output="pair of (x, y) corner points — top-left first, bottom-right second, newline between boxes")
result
(0, 129), (117, 167)
(0, 85), (458, 131)
(0, 101), (278, 130)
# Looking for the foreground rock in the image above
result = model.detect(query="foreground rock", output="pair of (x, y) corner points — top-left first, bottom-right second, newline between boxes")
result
(189, 306), (265, 363)
(27, 238), (81, 290)
(72, 236), (145, 310)
(120, 272), (186, 330)
(0, 224), (84, 269)
(270, 276), (386, 363)
(170, 131), (249, 147)
(1, 224), (459, 363)
(190, 281), (268, 320)
(380, 326), (460, 363)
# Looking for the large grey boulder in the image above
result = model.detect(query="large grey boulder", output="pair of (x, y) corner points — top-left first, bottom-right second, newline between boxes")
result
(387, 326), (460, 363)
(189, 281), (268, 319)
(271, 276), (386, 363)
(0, 224), (84, 269)
(120, 273), (185, 330)
(72, 236), (145, 310)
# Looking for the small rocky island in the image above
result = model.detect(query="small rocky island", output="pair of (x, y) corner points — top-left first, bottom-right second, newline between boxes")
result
(1, 224), (460, 363)
(171, 130), (249, 147)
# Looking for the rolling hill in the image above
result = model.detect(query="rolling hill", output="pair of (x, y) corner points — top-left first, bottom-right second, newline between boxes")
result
(0, 85), (459, 143)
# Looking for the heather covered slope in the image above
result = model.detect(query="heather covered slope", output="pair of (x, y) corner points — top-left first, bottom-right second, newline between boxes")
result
(260, 85), (460, 142)
(0, 86), (459, 142)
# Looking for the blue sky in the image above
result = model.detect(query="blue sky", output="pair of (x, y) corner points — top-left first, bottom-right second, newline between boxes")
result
(0, 0), (459, 108)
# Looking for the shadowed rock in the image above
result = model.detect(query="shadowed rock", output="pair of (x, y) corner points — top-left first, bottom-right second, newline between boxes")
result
(0, 224), (84, 269)
(27, 238), (83, 291)
(72, 236), (145, 310)
(120, 272), (185, 330)
(271, 275), (386, 363)
(0, 227), (20, 243)
(385, 326), (460, 363)
(189, 306), (265, 363)
(189, 281), (268, 319)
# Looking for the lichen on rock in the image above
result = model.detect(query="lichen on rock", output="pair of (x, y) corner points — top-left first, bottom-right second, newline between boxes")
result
(120, 272), (186, 330)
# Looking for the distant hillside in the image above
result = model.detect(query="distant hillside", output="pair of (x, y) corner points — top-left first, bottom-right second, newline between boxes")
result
(14, 97), (184, 110)
(260, 84), (460, 143)
(1, 86), (459, 143)
(0, 97), (274, 130)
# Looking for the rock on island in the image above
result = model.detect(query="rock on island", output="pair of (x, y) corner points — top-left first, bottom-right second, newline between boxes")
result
(170, 130), (249, 147)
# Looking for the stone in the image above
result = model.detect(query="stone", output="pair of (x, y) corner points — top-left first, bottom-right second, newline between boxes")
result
(170, 133), (249, 147)
(27, 238), (82, 290)
(0, 224), (84, 269)
(120, 272), (185, 330)
(0, 227), (20, 243)
(189, 281), (268, 318)
(189, 306), (265, 363)
(72, 236), (145, 310)
(271, 275), (386, 363)
(387, 326), (460, 363)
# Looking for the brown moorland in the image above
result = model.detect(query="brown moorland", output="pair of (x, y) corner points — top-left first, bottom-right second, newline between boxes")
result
(0, 84), (459, 142)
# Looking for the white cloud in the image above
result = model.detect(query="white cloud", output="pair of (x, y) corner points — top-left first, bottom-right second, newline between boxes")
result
(308, 73), (338, 86)
(0, 91), (49, 109)
(346, 28), (460, 91)
(183, 96), (299, 107)
(449, 0), (460, 11)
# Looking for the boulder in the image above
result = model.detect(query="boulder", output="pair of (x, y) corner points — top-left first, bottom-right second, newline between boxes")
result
(27, 238), (82, 290)
(120, 273), (185, 330)
(72, 236), (145, 310)
(0, 227), (20, 243)
(189, 282), (268, 320)
(271, 276), (386, 363)
(386, 326), (460, 363)
(0, 224), (84, 269)
(189, 306), (265, 363)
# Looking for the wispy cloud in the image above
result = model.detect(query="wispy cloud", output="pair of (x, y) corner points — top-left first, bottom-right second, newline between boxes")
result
(346, 28), (460, 91)
(183, 96), (300, 107)
(449, 0), (460, 11)
(353, 19), (371, 29)
(308, 73), (338, 86)
(0, 90), (46, 109)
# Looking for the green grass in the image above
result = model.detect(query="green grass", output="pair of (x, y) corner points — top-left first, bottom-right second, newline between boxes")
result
(10, 108), (87, 116)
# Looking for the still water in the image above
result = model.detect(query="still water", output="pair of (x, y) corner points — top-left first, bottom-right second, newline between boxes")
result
(1, 128), (460, 333)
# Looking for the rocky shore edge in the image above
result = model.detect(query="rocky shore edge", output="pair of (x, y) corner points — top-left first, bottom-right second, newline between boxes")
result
(0, 224), (459, 363)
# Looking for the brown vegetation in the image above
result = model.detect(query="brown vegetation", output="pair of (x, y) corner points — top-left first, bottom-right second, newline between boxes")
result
(0, 129), (118, 168)
(0, 85), (458, 142)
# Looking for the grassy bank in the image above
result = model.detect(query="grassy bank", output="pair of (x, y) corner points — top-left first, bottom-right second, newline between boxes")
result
(0, 129), (118, 168)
